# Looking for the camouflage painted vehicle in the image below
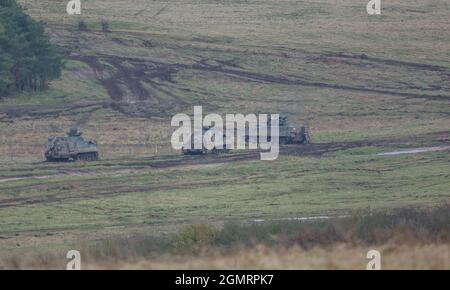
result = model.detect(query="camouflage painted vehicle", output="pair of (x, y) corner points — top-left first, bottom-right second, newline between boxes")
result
(44, 128), (99, 162)
(245, 115), (311, 145)
(181, 115), (310, 155)
(182, 126), (231, 155)
(277, 116), (311, 145)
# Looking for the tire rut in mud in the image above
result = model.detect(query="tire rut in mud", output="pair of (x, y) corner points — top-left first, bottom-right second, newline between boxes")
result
(68, 54), (187, 117)
(69, 51), (450, 118)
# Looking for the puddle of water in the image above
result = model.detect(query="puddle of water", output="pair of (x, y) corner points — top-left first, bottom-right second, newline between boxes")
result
(377, 146), (450, 156)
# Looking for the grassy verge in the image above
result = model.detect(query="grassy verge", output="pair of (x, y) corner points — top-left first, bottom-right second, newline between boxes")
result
(2, 205), (450, 269)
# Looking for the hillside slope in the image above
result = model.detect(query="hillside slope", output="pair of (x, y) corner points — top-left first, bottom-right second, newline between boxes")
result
(0, 0), (449, 267)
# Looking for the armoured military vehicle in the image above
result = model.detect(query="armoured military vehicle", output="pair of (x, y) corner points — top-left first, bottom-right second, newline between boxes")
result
(181, 115), (310, 155)
(182, 126), (231, 155)
(44, 128), (99, 162)
(277, 116), (310, 145)
(244, 115), (310, 145)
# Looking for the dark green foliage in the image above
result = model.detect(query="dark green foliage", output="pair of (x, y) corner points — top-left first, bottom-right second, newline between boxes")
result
(0, 0), (62, 96)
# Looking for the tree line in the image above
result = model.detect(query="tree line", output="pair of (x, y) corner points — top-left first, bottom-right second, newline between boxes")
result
(0, 0), (62, 97)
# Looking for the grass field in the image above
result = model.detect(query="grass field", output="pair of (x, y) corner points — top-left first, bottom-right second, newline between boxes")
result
(0, 0), (449, 269)
(2, 205), (450, 269)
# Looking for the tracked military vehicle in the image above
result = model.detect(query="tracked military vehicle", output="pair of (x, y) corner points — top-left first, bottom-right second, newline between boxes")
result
(277, 116), (310, 145)
(181, 115), (310, 155)
(182, 126), (231, 155)
(44, 128), (99, 162)
(244, 115), (310, 145)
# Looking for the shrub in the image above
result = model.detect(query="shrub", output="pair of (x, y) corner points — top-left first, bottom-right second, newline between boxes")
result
(173, 224), (219, 252)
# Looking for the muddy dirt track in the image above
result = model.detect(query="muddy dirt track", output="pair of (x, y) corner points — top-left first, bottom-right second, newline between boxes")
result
(51, 44), (450, 118)
(0, 130), (449, 209)
(1, 44), (449, 121)
(70, 52), (450, 105)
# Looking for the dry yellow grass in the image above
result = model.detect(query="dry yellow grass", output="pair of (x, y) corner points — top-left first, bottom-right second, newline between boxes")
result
(86, 243), (450, 270)
(3, 243), (449, 270)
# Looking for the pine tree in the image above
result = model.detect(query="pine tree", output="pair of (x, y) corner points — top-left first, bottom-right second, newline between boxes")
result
(0, 0), (62, 96)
